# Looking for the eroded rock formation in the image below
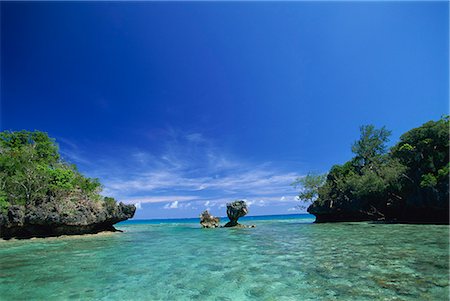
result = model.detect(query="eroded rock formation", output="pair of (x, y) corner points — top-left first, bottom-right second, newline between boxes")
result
(199, 210), (220, 228)
(224, 200), (254, 228)
(0, 200), (136, 239)
(307, 200), (381, 223)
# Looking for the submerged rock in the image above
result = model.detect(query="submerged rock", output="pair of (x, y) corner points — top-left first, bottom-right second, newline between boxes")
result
(0, 200), (136, 239)
(224, 200), (254, 228)
(199, 210), (220, 228)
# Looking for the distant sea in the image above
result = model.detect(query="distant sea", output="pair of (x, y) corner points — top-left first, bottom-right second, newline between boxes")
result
(1, 214), (448, 300)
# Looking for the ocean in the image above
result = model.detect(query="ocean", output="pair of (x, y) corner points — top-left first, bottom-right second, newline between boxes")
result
(0, 214), (448, 300)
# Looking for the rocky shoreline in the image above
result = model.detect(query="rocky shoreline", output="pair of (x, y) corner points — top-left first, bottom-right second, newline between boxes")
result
(0, 201), (136, 239)
(303, 117), (449, 225)
(307, 199), (449, 224)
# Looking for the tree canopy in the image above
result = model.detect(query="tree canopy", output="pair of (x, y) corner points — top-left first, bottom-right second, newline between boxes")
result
(295, 116), (449, 221)
(0, 130), (113, 212)
(351, 125), (391, 167)
(291, 173), (326, 203)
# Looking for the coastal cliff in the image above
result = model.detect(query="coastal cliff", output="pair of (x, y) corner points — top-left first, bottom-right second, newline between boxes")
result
(300, 117), (449, 224)
(0, 201), (135, 239)
(307, 199), (381, 223)
(0, 130), (136, 239)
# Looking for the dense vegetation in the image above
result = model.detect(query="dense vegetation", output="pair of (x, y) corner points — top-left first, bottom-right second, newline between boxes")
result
(294, 116), (449, 223)
(0, 130), (115, 213)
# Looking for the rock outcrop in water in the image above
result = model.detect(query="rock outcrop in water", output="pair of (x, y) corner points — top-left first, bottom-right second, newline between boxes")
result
(198, 200), (255, 228)
(307, 200), (384, 223)
(224, 200), (254, 228)
(199, 210), (220, 228)
(304, 117), (449, 224)
(0, 130), (136, 239)
(0, 200), (136, 239)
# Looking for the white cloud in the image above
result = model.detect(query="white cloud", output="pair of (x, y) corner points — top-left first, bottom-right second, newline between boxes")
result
(135, 202), (142, 210)
(288, 207), (297, 212)
(163, 200), (197, 210)
(196, 184), (207, 191)
(124, 196), (196, 204)
(164, 201), (179, 209)
(62, 128), (307, 211)
(104, 168), (299, 198)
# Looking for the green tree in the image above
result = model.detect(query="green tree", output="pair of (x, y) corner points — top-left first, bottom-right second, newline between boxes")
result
(304, 116), (449, 222)
(351, 125), (391, 167)
(0, 130), (109, 210)
(292, 173), (326, 203)
(391, 116), (449, 204)
(0, 144), (50, 205)
(0, 130), (59, 164)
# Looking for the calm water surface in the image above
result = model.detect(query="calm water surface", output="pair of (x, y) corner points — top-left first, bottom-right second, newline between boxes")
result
(0, 214), (448, 300)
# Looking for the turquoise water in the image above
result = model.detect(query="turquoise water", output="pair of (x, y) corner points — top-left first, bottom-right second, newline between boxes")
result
(0, 214), (448, 300)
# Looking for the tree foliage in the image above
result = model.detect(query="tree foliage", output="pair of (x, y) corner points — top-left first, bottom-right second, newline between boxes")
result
(351, 125), (391, 167)
(295, 116), (449, 218)
(292, 173), (326, 203)
(391, 116), (449, 194)
(0, 130), (113, 212)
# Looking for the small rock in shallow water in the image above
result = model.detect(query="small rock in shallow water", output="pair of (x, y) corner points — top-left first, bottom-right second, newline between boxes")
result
(223, 200), (255, 228)
(199, 210), (220, 228)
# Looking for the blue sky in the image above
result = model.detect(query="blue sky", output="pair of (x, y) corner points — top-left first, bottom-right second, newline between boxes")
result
(1, 2), (448, 219)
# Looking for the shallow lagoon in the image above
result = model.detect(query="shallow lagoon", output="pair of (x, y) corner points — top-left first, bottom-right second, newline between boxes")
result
(0, 215), (448, 300)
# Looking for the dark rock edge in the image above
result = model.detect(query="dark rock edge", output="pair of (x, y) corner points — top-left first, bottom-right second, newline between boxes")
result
(0, 202), (136, 240)
(307, 202), (449, 225)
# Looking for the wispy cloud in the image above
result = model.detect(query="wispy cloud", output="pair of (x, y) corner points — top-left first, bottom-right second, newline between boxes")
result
(125, 195), (197, 204)
(185, 133), (206, 143)
(102, 168), (298, 197)
(57, 137), (92, 165)
(59, 127), (304, 214)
